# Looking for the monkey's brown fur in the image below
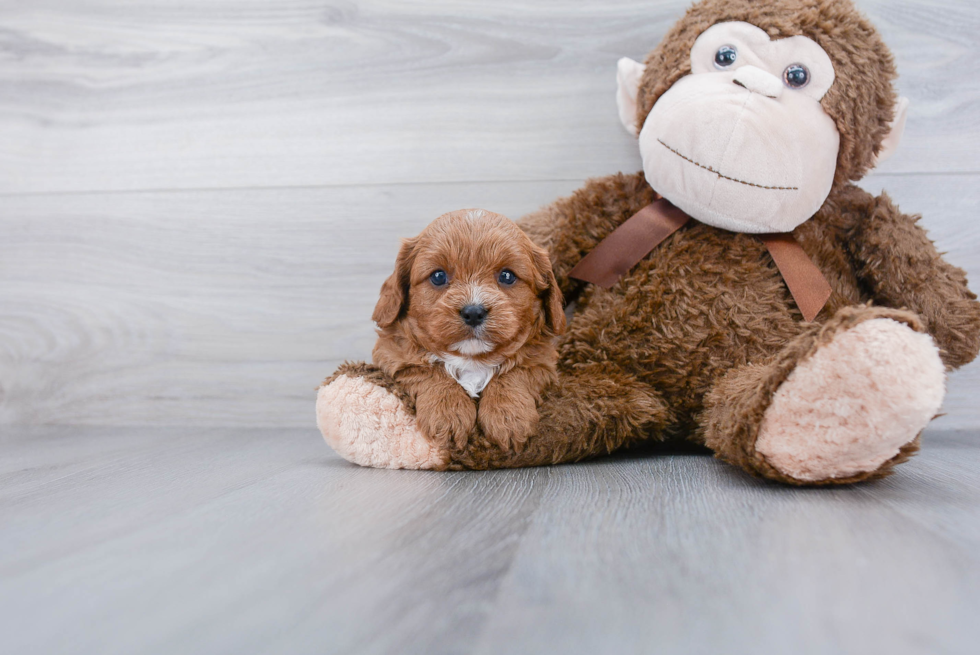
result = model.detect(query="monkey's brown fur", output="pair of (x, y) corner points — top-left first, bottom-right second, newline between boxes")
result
(326, 0), (980, 484)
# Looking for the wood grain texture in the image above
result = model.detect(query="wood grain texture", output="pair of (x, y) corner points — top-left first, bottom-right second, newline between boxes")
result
(0, 0), (978, 195)
(0, 179), (581, 425)
(1, 175), (977, 427)
(2, 426), (979, 654)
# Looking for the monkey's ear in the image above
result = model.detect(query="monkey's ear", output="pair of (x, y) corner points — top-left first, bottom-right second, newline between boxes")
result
(872, 96), (910, 168)
(372, 237), (418, 328)
(616, 57), (646, 137)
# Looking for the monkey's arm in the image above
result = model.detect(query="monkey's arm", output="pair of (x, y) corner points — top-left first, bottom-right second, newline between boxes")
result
(848, 190), (980, 369)
(519, 171), (657, 298)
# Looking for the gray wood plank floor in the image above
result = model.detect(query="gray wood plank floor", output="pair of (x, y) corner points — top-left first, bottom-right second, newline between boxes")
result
(3, 425), (980, 655)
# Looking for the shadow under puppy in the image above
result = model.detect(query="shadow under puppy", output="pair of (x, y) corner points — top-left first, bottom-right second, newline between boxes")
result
(372, 209), (565, 451)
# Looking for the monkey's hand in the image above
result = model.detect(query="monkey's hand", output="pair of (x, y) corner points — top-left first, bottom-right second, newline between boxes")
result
(850, 189), (980, 369)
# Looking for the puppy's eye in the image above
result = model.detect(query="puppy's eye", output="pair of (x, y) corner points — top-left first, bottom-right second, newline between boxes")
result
(429, 270), (448, 287)
(783, 64), (810, 89)
(498, 269), (517, 286)
(714, 45), (737, 69)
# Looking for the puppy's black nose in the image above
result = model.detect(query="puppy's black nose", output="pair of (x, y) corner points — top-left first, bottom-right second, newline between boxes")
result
(460, 304), (488, 327)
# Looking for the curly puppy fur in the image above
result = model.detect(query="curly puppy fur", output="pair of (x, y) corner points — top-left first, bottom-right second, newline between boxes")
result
(371, 209), (565, 453)
(321, 0), (980, 484)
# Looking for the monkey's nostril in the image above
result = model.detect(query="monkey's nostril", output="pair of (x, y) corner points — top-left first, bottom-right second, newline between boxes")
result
(460, 304), (488, 327)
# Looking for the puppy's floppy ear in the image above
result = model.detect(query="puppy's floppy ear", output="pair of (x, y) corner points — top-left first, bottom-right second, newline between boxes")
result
(530, 244), (566, 336)
(372, 236), (418, 328)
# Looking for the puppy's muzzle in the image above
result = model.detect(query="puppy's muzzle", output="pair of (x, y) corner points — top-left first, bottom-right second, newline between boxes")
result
(460, 304), (488, 328)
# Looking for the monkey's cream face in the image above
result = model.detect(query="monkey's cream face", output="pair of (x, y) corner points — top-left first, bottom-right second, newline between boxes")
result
(638, 22), (840, 233)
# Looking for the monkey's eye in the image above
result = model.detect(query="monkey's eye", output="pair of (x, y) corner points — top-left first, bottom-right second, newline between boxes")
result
(783, 64), (810, 89)
(498, 269), (517, 286)
(714, 45), (738, 69)
(429, 270), (448, 287)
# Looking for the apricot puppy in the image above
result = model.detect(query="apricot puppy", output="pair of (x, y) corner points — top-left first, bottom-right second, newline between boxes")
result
(371, 209), (565, 451)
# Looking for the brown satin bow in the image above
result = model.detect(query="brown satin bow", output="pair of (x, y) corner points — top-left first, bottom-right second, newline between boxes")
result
(568, 198), (832, 322)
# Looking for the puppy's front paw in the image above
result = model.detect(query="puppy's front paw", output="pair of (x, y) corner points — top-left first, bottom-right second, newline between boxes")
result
(478, 392), (538, 452)
(416, 392), (478, 450)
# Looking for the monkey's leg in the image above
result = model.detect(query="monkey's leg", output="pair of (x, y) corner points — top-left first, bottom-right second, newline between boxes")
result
(700, 306), (946, 485)
(316, 362), (669, 470)
(450, 363), (670, 469)
(317, 362), (450, 470)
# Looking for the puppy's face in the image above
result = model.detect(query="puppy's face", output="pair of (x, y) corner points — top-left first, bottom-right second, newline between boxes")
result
(373, 209), (565, 359)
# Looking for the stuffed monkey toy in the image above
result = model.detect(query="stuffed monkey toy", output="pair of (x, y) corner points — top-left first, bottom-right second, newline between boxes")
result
(318, 0), (980, 485)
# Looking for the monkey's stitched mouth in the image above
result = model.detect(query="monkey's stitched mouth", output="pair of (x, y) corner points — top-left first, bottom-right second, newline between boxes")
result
(657, 139), (799, 191)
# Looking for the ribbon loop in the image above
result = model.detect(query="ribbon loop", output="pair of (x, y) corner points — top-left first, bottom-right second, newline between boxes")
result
(569, 199), (689, 289)
(759, 233), (832, 322)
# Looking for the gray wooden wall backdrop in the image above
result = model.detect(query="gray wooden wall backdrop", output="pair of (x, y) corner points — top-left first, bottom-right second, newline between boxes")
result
(1, 0), (978, 429)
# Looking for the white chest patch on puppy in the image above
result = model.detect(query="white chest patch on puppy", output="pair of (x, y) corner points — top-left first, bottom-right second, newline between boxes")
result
(433, 354), (499, 398)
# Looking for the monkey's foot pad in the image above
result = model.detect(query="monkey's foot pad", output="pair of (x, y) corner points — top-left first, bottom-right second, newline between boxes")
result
(317, 374), (448, 469)
(756, 318), (946, 482)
